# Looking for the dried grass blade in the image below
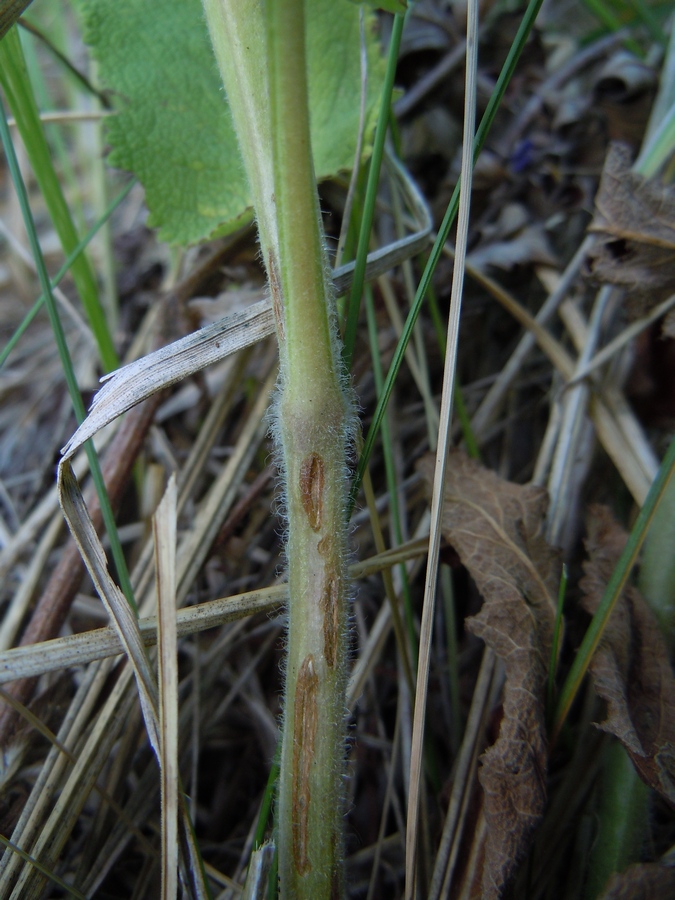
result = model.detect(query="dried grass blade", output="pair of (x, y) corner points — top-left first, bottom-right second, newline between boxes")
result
(154, 476), (179, 900)
(60, 151), (429, 462)
(469, 263), (654, 504)
(0, 586), (284, 684)
(243, 843), (275, 900)
(62, 299), (276, 457)
(0, 535), (431, 687)
(10, 667), (138, 896)
(428, 648), (497, 899)
(0, 833), (87, 900)
(57, 460), (160, 756)
(405, 0), (479, 894)
(568, 291), (675, 385)
(470, 235), (593, 439)
(0, 533), (429, 689)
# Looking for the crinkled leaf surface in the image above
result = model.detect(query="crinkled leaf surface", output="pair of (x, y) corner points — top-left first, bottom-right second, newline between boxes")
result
(587, 143), (675, 322)
(599, 862), (675, 899)
(581, 505), (675, 810)
(77, 0), (385, 245)
(417, 450), (560, 900)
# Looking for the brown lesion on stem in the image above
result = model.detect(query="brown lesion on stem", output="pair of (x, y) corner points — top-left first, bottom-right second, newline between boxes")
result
(318, 535), (340, 669)
(292, 654), (319, 876)
(299, 453), (325, 532)
(267, 252), (285, 342)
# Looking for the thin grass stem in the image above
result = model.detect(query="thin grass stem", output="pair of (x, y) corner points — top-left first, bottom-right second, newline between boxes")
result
(349, 0), (547, 512)
(552, 433), (675, 743)
(365, 283), (418, 668)
(0, 26), (118, 372)
(547, 563), (567, 721)
(342, 12), (406, 369)
(404, 0), (479, 890)
(0, 179), (134, 371)
(0, 93), (136, 613)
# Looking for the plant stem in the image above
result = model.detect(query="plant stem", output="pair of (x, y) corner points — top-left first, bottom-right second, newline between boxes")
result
(202, 2), (354, 894)
(266, 5), (352, 895)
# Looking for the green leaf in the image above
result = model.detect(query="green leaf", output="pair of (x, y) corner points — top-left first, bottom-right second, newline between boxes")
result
(76, 0), (385, 245)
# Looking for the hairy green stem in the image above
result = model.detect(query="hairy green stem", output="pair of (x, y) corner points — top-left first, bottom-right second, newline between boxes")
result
(267, 4), (352, 896)
(202, 2), (353, 895)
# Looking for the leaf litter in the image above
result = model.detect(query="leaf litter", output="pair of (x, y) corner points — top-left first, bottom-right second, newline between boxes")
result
(580, 505), (675, 810)
(587, 142), (675, 329)
(598, 861), (675, 899)
(417, 450), (560, 899)
(2, 1), (675, 897)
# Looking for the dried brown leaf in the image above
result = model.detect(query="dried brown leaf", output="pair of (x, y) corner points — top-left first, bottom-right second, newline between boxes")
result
(417, 450), (560, 899)
(587, 143), (675, 320)
(599, 861), (675, 899)
(580, 505), (675, 809)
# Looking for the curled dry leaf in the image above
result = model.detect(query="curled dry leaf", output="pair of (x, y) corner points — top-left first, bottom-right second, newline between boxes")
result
(587, 143), (675, 323)
(417, 450), (560, 899)
(580, 505), (675, 809)
(599, 861), (675, 899)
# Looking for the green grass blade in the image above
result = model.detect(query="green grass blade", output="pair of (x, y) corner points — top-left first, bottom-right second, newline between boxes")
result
(552, 432), (675, 742)
(635, 100), (675, 177)
(342, 11), (406, 369)
(0, 178), (134, 371)
(0, 1), (30, 42)
(584, 741), (649, 900)
(0, 296), (42, 371)
(19, 22), (85, 228)
(365, 283), (417, 665)
(0, 93), (136, 614)
(547, 563), (567, 720)
(0, 25), (119, 372)
(625, 0), (666, 45)
(19, 15), (111, 106)
(582, 0), (644, 55)
(253, 744), (280, 852)
(349, 0), (547, 512)
(440, 564), (463, 753)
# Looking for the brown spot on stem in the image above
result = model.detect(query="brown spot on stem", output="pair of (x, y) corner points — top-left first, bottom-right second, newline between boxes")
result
(320, 565), (341, 669)
(268, 254), (285, 342)
(299, 453), (325, 532)
(292, 655), (319, 876)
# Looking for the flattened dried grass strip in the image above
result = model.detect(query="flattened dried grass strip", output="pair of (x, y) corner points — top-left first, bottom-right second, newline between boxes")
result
(0, 397), (159, 746)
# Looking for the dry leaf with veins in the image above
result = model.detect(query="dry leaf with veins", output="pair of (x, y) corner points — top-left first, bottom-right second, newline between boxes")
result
(587, 143), (675, 326)
(598, 861), (675, 899)
(417, 450), (560, 900)
(581, 505), (675, 809)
